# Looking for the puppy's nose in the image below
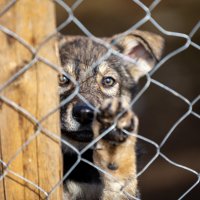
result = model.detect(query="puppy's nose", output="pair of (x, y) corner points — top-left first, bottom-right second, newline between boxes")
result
(72, 104), (94, 125)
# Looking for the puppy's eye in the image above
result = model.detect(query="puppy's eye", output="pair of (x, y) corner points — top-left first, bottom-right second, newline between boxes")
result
(59, 74), (70, 85)
(102, 76), (116, 87)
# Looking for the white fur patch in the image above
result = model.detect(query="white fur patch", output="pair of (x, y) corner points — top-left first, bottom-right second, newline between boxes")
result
(63, 103), (80, 131)
(64, 181), (82, 200)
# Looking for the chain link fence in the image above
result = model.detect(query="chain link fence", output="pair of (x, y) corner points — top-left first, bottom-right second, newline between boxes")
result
(0, 0), (199, 199)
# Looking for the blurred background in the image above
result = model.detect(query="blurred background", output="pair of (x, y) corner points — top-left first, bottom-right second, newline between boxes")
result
(56, 0), (200, 199)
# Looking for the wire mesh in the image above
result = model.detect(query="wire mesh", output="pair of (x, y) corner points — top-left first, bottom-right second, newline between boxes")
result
(0, 0), (199, 199)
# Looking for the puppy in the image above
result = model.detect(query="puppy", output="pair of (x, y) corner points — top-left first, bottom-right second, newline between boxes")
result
(58, 30), (164, 199)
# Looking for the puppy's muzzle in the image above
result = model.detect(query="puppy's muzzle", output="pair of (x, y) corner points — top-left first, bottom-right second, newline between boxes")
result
(72, 103), (94, 125)
(62, 103), (94, 142)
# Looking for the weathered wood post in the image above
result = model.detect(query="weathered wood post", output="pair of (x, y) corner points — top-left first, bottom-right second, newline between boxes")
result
(0, 1), (62, 199)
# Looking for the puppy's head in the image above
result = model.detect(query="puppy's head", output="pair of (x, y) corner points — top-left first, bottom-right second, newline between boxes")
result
(58, 30), (164, 150)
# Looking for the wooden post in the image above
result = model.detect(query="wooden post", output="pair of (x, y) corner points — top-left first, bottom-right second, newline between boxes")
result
(0, 1), (62, 200)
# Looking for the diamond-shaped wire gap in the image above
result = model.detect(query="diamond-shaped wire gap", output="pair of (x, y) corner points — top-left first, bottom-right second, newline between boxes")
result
(140, 153), (198, 200)
(139, 19), (189, 54)
(160, 153), (199, 200)
(150, 47), (200, 100)
(134, 81), (189, 144)
(72, 3), (150, 42)
(148, 23), (191, 75)
(65, 0), (146, 36)
(142, 5), (200, 76)
(0, 0), (16, 17)
(150, 1), (200, 34)
(161, 114), (200, 172)
(149, 79), (191, 146)
(159, 97), (200, 197)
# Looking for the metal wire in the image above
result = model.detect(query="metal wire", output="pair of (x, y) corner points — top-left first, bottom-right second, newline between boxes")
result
(0, 0), (199, 199)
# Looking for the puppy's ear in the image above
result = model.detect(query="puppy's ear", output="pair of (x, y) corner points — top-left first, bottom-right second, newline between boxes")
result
(111, 30), (164, 81)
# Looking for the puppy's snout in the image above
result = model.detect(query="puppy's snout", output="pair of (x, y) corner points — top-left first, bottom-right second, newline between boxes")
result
(72, 103), (94, 125)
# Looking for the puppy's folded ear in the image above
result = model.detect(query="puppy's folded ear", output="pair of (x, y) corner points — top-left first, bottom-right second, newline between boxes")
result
(110, 30), (165, 81)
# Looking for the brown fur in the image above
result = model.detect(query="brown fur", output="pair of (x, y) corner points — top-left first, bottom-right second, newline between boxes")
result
(59, 30), (164, 199)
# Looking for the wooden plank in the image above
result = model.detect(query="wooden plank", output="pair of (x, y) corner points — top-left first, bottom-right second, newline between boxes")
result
(0, 1), (62, 199)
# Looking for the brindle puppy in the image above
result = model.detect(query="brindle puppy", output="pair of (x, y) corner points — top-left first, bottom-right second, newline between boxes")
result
(59, 30), (164, 200)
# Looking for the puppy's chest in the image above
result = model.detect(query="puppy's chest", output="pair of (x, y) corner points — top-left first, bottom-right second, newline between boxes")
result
(63, 150), (103, 199)
(63, 149), (101, 184)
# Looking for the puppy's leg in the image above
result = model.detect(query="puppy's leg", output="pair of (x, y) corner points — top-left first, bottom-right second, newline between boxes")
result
(92, 98), (138, 200)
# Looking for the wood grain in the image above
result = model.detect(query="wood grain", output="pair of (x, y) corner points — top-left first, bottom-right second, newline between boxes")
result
(0, 1), (62, 199)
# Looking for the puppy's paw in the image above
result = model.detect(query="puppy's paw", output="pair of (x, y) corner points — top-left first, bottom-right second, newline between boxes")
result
(96, 97), (122, 125)
(93, 97), (137, 143)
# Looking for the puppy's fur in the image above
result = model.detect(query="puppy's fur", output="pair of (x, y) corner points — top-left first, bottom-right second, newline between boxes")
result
(59, 30), (164, 199)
